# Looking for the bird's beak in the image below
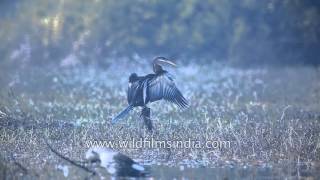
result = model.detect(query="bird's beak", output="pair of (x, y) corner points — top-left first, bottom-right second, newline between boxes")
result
(157, 59), (177, 67)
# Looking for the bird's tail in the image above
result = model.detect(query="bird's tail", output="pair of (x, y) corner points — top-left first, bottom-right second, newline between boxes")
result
(140, 107), (153, 132)
(111, 105), (133, 124)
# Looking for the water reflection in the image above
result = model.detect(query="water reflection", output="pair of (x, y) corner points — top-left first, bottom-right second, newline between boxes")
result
(152, 162), (320, 180)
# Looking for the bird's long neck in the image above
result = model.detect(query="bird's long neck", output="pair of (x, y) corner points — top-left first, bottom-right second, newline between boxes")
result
(153, 64), (164, 74)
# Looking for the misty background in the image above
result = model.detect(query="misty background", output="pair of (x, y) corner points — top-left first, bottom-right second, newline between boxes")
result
(0, 0), (319, 68)
(1, 1), (320, 179)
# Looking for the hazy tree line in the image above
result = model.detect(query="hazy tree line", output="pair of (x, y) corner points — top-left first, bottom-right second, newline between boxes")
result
(0, 0), (319, 67)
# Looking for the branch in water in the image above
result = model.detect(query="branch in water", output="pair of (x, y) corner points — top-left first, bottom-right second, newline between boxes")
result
(44, 139), (96, 175)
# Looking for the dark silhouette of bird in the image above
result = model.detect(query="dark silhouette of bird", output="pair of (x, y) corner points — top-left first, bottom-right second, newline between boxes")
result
(111, 57), (188, 131)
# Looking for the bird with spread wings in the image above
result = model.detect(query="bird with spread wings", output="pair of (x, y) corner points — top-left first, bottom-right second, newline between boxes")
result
(112, 57), (188, 132)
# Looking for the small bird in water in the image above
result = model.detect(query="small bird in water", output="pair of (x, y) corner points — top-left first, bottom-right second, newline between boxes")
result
(112, 57), (188, 131)
(46, 140), (149, 178)
(86, 147), (150, 177)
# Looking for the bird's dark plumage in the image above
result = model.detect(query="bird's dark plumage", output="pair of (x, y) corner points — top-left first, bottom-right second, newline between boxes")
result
(112, 57), (188, 131)
(146, 72), (188, 108)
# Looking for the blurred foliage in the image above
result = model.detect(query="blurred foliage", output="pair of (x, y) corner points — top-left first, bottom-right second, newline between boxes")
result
(0, 0), (319, 66)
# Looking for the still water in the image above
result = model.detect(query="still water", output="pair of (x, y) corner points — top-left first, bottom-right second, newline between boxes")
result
(150, 163), (320, 180)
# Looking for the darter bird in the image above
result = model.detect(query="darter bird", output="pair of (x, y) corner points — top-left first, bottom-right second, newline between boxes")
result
(111, 57), (188, 131)
(86, 147), (150, 177)
(46, 140), (150, 178)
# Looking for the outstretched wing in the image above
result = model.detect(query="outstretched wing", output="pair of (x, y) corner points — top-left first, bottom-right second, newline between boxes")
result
(127, 82), (136, 104)
(127, 81), (142, 105)
(147, 73), (188, 109)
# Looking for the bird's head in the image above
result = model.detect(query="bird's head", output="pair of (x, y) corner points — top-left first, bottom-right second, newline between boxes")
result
(153, 57), (177, 73)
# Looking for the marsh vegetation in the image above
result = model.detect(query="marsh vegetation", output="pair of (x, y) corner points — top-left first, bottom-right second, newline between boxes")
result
(0, 59), (319, 179)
